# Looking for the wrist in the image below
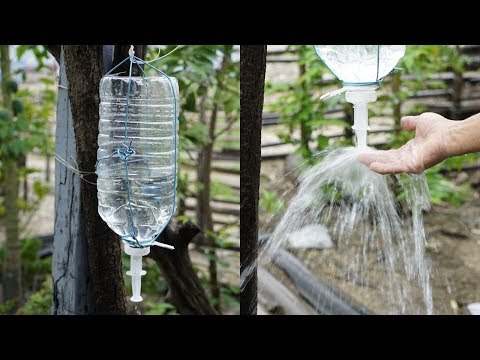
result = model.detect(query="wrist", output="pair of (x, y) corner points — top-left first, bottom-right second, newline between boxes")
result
(443, 120), (461, 158)
(443, 115), (480, 157)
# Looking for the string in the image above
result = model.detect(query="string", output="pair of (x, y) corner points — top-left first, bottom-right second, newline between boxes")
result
(146, 45), (182, 64)
(121, 55), (139, 247)
(54, 153), (98, 186)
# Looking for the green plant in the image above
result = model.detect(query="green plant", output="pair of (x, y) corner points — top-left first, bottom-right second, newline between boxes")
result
(443, 153), (480, 172)
(425, 166), (470, 207)
(259, 189), (286, 214)
(20, 238), (51, 290)
(0, 237), (51, 293)
(143, 300), (177, 315)
(0, 47), (55, 224)
(267, 45), (345, 161)
(220, 283), (240, 311)
(397, 164), (470, 207)
(17, 278), (52, 315)
(0, 299), (17, 314)
(141, 258), (169, 295)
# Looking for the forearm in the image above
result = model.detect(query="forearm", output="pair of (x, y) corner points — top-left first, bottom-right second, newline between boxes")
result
(446, 112), (480, 157)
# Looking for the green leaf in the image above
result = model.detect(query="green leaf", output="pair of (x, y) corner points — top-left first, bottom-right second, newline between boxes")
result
(316, 135), (329, 150)
(184, 91), (196, 112)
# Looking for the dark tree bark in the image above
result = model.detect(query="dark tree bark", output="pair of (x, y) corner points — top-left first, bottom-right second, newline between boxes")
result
(149, 221), (218, 315)
(63, 46), (126, 314)
(45, 45), (61, 64)
(240, 45), (267, 315)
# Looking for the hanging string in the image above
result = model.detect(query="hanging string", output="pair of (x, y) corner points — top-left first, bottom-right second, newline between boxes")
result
(54, 153), (98, 186)
(97, 46), (178, 249)
(146, 45), (182, 64)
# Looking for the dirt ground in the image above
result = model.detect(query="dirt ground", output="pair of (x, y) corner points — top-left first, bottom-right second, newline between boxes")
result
(259, 156), (480, 315)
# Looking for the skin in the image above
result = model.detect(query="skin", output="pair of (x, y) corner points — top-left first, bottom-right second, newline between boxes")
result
(358, 112), (480, 174)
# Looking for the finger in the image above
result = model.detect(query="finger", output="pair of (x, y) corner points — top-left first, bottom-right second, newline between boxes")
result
(357, 153), (380, 165)
(358, 149), (400, 165)
(368, 161), (405, 175)
(401, 116), (419, 131)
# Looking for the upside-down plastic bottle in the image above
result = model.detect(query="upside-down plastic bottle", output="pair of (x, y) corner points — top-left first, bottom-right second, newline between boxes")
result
(315, 45), (406, 148)
(97, 74), (179, 302)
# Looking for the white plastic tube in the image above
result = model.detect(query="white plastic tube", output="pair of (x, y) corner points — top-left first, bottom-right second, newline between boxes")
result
(124, 244), (150, 302)
(345, 87), (378, 149)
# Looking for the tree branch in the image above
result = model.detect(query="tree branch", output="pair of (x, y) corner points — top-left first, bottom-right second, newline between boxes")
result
(213, 114), (237, 140)
(149, 221), (219, 315)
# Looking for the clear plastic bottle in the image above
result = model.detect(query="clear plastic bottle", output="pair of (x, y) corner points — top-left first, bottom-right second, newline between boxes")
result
(97, 76), (179, 248)
(314, 45), (406, 84)
(315, 45), (405, 148)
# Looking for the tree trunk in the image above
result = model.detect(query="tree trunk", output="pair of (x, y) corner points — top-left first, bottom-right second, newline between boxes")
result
(299, 62), (312, 158)
(1, 45), (21, 302)
(195, 93), (208, 244)
(63, 45), (126, 314)
(196, 92), (221, 310)
(20, 155), (27, 202)
(149, 221), (218, 315)
(240, 45), (266, 315)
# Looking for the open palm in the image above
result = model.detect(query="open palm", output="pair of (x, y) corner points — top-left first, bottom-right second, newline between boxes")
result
(358, 112), (455, 174)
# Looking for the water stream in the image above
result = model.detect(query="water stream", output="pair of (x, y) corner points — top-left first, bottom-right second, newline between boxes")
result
(244, 145), (434, 314)
(134, 303), (142, 315)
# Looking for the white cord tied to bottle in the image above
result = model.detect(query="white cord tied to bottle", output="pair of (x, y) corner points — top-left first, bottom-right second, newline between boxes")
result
(97, 44), (180, 302)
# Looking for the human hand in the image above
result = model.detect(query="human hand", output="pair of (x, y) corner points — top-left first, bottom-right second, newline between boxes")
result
(358, 112), (456, 174)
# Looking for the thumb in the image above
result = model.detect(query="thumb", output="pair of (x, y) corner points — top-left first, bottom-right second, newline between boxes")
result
(401, 116), (419, 131)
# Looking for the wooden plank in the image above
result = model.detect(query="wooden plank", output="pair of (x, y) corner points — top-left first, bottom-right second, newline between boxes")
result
(51, 47), (93, 315)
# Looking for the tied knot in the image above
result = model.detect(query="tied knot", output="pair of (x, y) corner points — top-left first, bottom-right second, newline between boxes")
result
(118, 143), (135, 161)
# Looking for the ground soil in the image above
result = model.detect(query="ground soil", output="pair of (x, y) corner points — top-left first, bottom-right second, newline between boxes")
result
(259, 157), (480, 314)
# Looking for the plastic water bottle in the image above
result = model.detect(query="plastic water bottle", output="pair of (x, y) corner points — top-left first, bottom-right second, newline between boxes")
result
(315, 45), (405, 148)
(97, 75), (179, 248)
(314, 45), (406, 84)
